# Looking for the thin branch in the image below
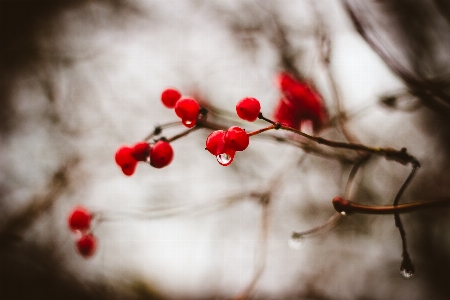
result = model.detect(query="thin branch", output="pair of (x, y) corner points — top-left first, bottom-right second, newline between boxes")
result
(256, 113), (420, 167)
(332, 197), (450, 215)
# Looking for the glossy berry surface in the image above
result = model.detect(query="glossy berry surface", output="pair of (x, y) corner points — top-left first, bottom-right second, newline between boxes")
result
(68, 206), (91, 232)
(150, 140), (174, 168)
(205, 130), (226, 156)
(115, 146), (138, 176)
(76, 234), (97, 258)
(161, 88), (182, 108)
(131, 142), (151, 161)
(225, 126), (249, 151)
(274, 72), (327, 131)
(175, 98), (200, 128)
(236, 97), (261, 122)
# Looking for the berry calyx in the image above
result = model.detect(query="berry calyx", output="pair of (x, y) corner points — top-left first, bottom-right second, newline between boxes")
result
(115, 146), (138, 176)
(149, 140), (174, 168)
(131, 142), (151, 162)
(225, 126), (249, 151)
(161, 88), (182, 109)
(236, 97), (261, 122)
(76, 234), (97, 258)
(68, 206), (92, 232)
(175, 98), (200, 128)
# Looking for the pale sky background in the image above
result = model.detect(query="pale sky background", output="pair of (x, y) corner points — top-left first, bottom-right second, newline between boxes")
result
(1, 1), (450, 299)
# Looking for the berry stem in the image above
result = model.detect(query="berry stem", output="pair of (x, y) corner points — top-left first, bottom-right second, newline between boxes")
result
(247, 124), (276, 137)
(143, 121), (183, 141)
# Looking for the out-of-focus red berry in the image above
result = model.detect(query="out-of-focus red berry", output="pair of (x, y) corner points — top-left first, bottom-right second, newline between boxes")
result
(76, 234), (97, 258)
(161, 88), (182, 109)
(115, 146), (138, 176)
(131, 142), (151, 162)
(149, 140), (174, 168)
(236, 97), (261, 122)
(68, 206), (92, 232)
(175, 98), (200, 128)
(274, 72), (327, 131)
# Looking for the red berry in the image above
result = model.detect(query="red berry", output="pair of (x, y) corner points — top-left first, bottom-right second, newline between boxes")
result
(121, 163), (137, 176)
(115, 146), (138, 176)
(225, 126), (249, 151)
(274, 73), (327, 131)
(131, 142), (150, 161)
(68, 206), (92, 232)
(205, 130), (226, 155)
(161, 88), (182, 109)
(236, 97), (261, 122)
(76, 234), (97, 258)
(175, 98), (200, 128)
(205, 127), (251, 166)
(149, 140), (174, 168)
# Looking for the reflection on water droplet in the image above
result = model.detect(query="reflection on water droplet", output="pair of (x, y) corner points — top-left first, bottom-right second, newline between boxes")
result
(288, 236), (304, 250)
(216, 153), (233, 166)
(185, 120), (192, 125)
(340, 211), (347, 216)
(400, 268), (414, 279)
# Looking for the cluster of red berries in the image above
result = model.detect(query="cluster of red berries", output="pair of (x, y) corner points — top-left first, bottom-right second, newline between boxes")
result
(115, 140), (173, 175)
(115, 76), (326, 171)
(273, 72), (327, 131)
(114, 88), (202, 176)
(68, 206), (96, 258)
(161, 88), (200, 128)
(205, 97), (261, 166)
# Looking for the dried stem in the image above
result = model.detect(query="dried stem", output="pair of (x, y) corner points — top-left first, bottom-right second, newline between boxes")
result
(332, 197), (450, 215)
(257, 113), (420, 167)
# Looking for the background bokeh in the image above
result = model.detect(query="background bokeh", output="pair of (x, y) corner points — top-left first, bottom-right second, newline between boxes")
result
(1, 1), (450, 299)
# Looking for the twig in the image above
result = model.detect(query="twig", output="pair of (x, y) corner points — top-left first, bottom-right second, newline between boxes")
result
(257, 113), (420, 167)
(332, 197), (450, 215)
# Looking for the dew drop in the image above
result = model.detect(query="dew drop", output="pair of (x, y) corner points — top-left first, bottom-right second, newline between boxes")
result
(400, 268), (414, 279)
(216, 153), (233, 166)
(288, 236), (304, 250)
(340, 211), (347, 216)
(185, 120), (192, 125)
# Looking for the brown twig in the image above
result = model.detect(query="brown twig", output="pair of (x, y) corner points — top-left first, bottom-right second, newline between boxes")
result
(332, 197), (450, 215)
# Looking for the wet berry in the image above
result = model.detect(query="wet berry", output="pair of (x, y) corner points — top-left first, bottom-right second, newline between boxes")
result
(115, 146), (138, 176)
(236, 97), (261, 122)
(175, 98), (200, 128)
(68, 206), (92, 232)
(149, 140), (174, 168)
(131, 142), (151, 161)
(205, 130), (226, 156)
(161, 88), (182, 109)
(76, 234), (97, 258)
(225, 126), (249, 151)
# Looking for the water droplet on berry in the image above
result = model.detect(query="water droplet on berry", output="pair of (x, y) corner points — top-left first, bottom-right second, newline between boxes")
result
(400, 268), (414, 279)
(216, 153), (233, 166)
(288, 236), (304, 250)
(340, 211), (347, 216)
(185, 120), (192, 125)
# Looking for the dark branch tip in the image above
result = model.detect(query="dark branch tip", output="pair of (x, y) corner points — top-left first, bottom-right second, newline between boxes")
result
(332, 197), (351, 215)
